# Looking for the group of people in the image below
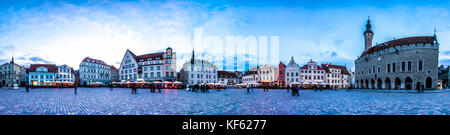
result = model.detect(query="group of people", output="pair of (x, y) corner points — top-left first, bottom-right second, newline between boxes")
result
(290, 85), (301, 96)
(130, 83), (163, 94)
(189, 83), (211, 93)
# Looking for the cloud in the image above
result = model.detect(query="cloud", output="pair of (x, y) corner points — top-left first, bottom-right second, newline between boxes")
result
(28, 56), (52, 64)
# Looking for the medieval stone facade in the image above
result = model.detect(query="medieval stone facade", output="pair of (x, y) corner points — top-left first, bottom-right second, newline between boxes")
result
(355, 18), (439, 90)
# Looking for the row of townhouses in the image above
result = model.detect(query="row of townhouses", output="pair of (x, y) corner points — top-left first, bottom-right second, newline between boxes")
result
(0, 46), (353, 89)
(241, 58), (353, 89)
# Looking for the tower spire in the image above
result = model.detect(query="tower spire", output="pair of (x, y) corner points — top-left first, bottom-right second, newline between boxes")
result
(364, 16), (374, 51)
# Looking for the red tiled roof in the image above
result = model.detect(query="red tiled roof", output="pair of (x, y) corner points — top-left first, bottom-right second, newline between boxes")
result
(300, 64), (323, 70)
(321, 64), (350, 75)
(82, 57), (110, 66)
(29, 64), (58, 73)
(134, 53), (163, 62)
(360, 36), (435, 57)
(110, 65), (118, 70)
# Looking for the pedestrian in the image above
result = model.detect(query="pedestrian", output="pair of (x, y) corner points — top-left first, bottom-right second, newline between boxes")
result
(287, 85), (290, 92)
(74, 84), (78, 94)
(26, 84), (29, 92)
(291, 85), (296, 96)
(158, 84), (162, 93)
(110, 84), (113, 91)
(247, 83), (250, 94)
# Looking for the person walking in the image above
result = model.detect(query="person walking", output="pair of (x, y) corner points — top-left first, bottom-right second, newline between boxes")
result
(26, 84), (29, 92)
(291, 85), (296, 96)
(74, 83), (78, 95)
(247, 84), (250, 94)
(110, 84), (113, 91)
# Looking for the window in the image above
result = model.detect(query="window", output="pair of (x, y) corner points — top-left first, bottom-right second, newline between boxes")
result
(418, 61), (423, 71)
(402, 62), (406, 72)
(387, 64), (391, 73)
(407, 61), (412, 71)
(392, 63), (396, 72)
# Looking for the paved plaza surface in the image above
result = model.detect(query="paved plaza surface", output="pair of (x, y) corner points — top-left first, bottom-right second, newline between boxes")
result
(0, 87), (449, 115)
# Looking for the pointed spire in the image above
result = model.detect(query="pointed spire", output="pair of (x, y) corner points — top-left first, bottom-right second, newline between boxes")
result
(190, 49), (195, 65)
(10, 56), (14, 64)
(434, 28), (438, 44)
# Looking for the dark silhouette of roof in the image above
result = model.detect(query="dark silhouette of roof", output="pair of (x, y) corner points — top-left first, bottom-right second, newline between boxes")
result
(218, 71), (238, 78)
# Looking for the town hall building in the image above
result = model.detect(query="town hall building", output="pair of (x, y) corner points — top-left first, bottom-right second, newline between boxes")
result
(354, 18), (439, 90)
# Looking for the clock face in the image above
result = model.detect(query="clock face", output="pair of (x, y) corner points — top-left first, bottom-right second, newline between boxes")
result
(378, 57), (381, 61)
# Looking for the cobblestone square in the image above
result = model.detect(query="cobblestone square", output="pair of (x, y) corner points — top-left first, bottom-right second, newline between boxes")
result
(0, 88), (449, 115)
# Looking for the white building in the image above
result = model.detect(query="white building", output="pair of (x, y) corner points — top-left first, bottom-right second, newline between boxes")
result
(180, 50), (218, 84)
(218, 71), (239, 86)
(79, 57), (112, 86)
(285, 57), (301, 87)
(322, 64), (351, 89)
(56, 64), (75, 82)
(300, 59), (325, 87)
(0, 57), (26, 87)
(242, 70), (259, 86)
(257, 64), (278, 85)
(119, 47), (177, 82)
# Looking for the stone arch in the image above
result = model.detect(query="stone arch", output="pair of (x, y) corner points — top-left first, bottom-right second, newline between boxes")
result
(394, 77), (401, 90)
(385, 78), (391, 89)
(370, 79), (375, 89)
(377, 78), (382, 89)
(426, 77), (432, 89)
(405, 77), (413, 90)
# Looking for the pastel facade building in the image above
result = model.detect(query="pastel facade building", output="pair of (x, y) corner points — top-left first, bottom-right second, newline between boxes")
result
(257, 64), (278, 85)
(218, 71), (239, 86)
(300, 59), (325, 86)
(119, 47), (176, 82)
(321, 64), (351, 89)
(28, 64), (57, 86)
(56, 64), (75, 82)
(79, 57), (112, 86)
(277, 62), (287, 87)
(242, 70), (259, 85)
(285, 57), (301, 87)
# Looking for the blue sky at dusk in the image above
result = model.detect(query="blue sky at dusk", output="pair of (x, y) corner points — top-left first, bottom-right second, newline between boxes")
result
(1, 0), (450, 71)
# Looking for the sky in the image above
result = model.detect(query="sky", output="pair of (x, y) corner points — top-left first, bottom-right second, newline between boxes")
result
(1, 0), (450, 71)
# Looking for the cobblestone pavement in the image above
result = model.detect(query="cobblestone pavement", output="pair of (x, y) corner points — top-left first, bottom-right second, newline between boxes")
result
(0, 87), (449, 115)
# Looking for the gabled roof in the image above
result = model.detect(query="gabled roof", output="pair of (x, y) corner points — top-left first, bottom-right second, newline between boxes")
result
(321, 64), (350, 75)
(287, 57), (299, 68)
(360, 36), (436, 57)
(127, 49), (164, 62)
(82, 57), (110, 66)
(29, 64), (58, 73)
